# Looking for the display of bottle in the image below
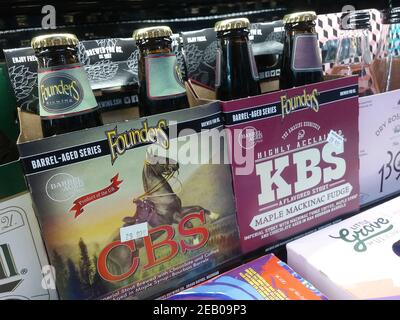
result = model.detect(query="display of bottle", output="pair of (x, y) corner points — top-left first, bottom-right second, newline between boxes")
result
(330, 11), (378, 96)
(374, 4), (400, 92)
(280, 11), (323, 89)
(31, 34), (102, 137)
(133, 26), (189, 117)
(214, 17), (260, 101)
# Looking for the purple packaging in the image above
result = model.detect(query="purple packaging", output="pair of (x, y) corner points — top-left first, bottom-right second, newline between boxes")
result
(222, 76), (360, 253)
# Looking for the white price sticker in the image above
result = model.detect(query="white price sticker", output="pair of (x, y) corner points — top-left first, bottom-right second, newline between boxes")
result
(327, 130), (344, 150)
(120, 222), (148, 242)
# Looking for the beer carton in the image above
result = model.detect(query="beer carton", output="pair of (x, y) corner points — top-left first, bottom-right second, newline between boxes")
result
(222, 76), (360, 254)
(287, 195), (400, 300)
(169, 254), (327, 300)
(0, 193), (58, 300)
(16, 102), (241, 300)
(358, 89), (400, 206)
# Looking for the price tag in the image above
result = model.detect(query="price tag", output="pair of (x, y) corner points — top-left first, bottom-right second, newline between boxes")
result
(327, 130), (344, 151)
(120, 222), (148, 242)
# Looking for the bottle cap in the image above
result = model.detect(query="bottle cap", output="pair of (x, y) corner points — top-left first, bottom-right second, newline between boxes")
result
(133, 26), (173, 40)
(283, 11), (317, 24)
(214, 18), (250, 32)
(31, 33), (79, 49)
(340, 10), (371, 30)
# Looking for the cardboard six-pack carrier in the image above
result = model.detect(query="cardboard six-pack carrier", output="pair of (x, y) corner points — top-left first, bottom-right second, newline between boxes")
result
(222, 76), (360, 254)
(16, 94), (242, 299)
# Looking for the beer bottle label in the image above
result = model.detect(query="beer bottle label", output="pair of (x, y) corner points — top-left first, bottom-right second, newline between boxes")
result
(38, 63), (97, 119)
(291, 34), (323, 72)
(145, 53), (186, 100)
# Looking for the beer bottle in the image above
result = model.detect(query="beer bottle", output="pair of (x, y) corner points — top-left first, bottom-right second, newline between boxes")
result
(215, 18), (261, 101)
(331, 11), (378, 96)
(31, 34), (102, 137)
(280, 12), (323, 89)
(133, 26), (189, 117)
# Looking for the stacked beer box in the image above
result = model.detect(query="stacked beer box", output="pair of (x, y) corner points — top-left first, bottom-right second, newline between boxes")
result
(1, 7), (400, 301)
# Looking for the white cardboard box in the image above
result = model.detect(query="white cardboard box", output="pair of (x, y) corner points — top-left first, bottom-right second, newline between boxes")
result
(359, 89), (400, 206)
(0, 192), (58, 300)
(287, 196), (400, 300)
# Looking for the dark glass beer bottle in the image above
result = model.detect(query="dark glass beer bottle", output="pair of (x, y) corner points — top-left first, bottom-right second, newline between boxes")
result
(280, 12), (323, 89)
(215, 18), (261, 101)
(32, 34), (102, 137)
(133, 26), (189, 117)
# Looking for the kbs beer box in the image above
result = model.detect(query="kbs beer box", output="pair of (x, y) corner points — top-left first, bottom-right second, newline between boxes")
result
(359, 89), (400, 206)
(287, 195), (400, 300)
(0, 192), (58, 300)
(169, 253), (327, 300)
(222, 76), (360, 254)
(17, 102), (241, 300)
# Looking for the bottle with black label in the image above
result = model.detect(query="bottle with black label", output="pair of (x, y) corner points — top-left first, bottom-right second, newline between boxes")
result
(133, 26), (189, 117)
(330, 11), (378, 96)
(280, 12), (323, 89)
(214, 18), (261, 101)
(31, 34), (103, 137)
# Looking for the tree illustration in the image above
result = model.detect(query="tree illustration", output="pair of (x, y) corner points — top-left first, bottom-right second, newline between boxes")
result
(91, 254), (109, 297)
(66, 258), (85, 300)
(52, 250), (67, 295)
(78, 238), (93, 296)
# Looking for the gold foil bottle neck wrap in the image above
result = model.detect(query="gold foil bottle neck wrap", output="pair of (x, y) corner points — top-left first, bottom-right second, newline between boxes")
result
(214, 17), (251, 32)
(133, 26), (173, 40)
(283, 11), (317, 24)
(31, 33), (79, 49)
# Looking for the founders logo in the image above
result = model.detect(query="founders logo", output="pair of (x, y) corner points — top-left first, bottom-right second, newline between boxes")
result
(238, 126), (263, 150)
(329, 218), (394, 252)
(39, 72), (83, 113)
(46, 173), (84, 202)
(106, 120), (169, 165)
(281, 89), (319, 119)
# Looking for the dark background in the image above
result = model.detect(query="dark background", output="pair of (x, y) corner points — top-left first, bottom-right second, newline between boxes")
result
(0, 0), (389, 60)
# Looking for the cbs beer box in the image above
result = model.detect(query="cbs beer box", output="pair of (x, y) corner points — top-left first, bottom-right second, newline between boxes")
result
(16, 102), (241, 300)
(222, 76), (360, 254)
(168, 254), (327, 300)
(287, 195), (400, 300)
(0, 192), (59, 300)
(358, 89), (400, 206)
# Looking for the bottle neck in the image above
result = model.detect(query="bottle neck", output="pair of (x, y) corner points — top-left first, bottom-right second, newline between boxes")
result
(35, 46), (79, 69)
(216, 28), (259, 99)
(284, 21), (316, 34)
(137, 37), (173, 56)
